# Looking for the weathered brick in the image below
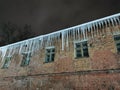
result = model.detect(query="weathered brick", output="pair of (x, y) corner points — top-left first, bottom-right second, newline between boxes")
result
(0, 20), (120, 89)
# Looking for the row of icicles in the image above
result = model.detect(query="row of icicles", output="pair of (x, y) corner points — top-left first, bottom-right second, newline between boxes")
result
(0, 13), (120, 61)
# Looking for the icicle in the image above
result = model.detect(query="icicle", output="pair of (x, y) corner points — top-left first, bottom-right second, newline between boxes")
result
(52, 34), (55, 45)
(46, 36), (50, 47)
(79, 28), (81, 40)
(62, 31), (65, 50)
(86, 25), (90, 39)
(113, 17), (119, 34)
(38, 36), (43, 50)
(31, 40), (36, 54)
(87, 24), (91, 32)
(26, 41), (30, 52)
(56, 33), (60, 42)
(114, 17), (119, 34)
(110, 18), (115, 26)
(8, 47), (13, 57)
(58, 31), (60, 39)
(48, 35), (51, 46)
(85, 29), (88, 39)
(66, 30), (69, 48)
(39, 37), (42, 49)
(11, 47), (15, 56)
(19, 43), (24, 54)
(96, 22), (99, 30)
(35, 39), (40, 51)
(104, 20), (107, 28)
(98, 21), (102, 29)
(92, 23), (96, 36)
(32, 40), (37, 52)
(51, 35), (53, 46)
(29, 40), (33, 52)
(107, 19), (110, 27)
(81, 26), (85, 40)
(93, 23), (96, 30)
(91, 26), (94, 38)
(100, 21), (104, 35)
(75, 28), (78, 40)
(52, 34), (55, 46)
(95, 22), (99, 36)
(117, 17), (120, 24)
(73, 28), (75, 40)
(116, 17), (120, 32)
(75, 28), (77, 40)
(101, 21), (104, 29)
(77, 28), (80, 40)
(0, 47), (8, 62)
(113, 17), (117, 25)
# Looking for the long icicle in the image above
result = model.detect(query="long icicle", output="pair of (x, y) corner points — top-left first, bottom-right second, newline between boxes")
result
(62, 31), (65, 50)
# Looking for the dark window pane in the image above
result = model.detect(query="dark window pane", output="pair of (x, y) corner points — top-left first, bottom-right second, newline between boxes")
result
(83, 48), (88, 51)
(83, 46), (89, 57)
(51, 54), (55, 61)
(117, 47), (120, 52)
(21, 53), (31, 66)
(117, 43), (120, 46)
(46, 55), (50, 62)
(83, 51), (89, 57)
(23, 55), (27, 60)
(51, 49), (55, 52)
(82, 41), (87, 46)
(25, 58), (30, 65)
(47, 49), (50, 53)
(117, 45), (120, 49)
(76, 53), (82, 58)
(114, 35), (120, 53)
(114, 36), (120, 40)
(3, 57), (11, 68)
(83, 46), (88, 49)
(21, 59), (25, 66)
(76, 49), (81, 53)
(75, 41), (89, 58)
(45, 47), (55, 63)
(76, 43), (81, 48)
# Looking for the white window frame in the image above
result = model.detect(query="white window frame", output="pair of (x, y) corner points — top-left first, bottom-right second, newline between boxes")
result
(2, 56), (12, 69)
(74, 40), (89, 58)
(113, 34), (120, 53)
(20, 52), (31, 66)
(45, 46), (55, 63)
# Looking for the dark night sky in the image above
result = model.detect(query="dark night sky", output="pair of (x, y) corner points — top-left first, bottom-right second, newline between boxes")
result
(0, 0), (120, 36)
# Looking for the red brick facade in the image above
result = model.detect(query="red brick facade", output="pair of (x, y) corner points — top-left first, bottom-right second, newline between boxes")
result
(0, 17), (120, 89)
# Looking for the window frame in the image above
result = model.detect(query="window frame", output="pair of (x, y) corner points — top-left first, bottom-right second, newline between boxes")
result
(113, 34), (120, 53)
(20, 52), (32, 66)
(2, 56), (12, 69)
(45, 46), (55, 63)
(74, 40), (89, 59)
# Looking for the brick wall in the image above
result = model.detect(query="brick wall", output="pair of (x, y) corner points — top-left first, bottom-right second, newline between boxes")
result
(0, 25), (120, 90)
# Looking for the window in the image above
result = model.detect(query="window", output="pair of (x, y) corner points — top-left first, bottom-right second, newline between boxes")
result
(21, 52), (31, 66)
(2, 56), (12, 68)
(45, 47), (55, 63)
(114, 35), (120, 52)
(74, 41), (89, 58)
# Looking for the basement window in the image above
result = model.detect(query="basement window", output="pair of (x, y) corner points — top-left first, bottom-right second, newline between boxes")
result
(114, 35), (120, 53)
(2, 56), (12, 69)
(74, 41), (89, 58)
(21, 52), (31, 66)
(45, 46), (55, 63)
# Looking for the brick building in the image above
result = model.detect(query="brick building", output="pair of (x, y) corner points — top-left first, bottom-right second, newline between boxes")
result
(0, 13), (120, 90)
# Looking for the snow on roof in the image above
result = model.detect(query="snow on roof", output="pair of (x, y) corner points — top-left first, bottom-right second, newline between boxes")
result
(0, 13), (120, 61)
